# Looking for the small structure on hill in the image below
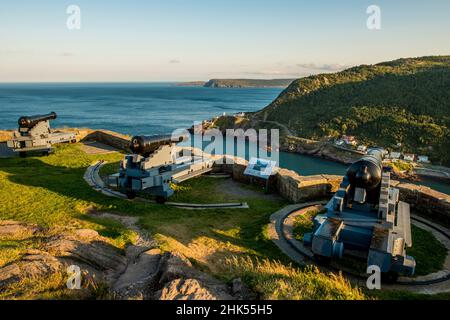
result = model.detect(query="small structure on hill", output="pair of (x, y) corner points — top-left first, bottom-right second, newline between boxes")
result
(342, 135), (357, 146)
(389, 152), (401, 160)
(417, 155), (430, 164)
(357, 145), (368, 153)
(244, 157), (278, 192)
(6, 112), (76, 157)
(403, 153), (416, 162)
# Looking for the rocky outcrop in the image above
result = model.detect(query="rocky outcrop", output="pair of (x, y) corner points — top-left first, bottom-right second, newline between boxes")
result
(0, 220), (43, 240)
(153, 252), (234, 300)
(0, 225), (127, 294)
(0, 251), (63, 291)
(281, 136), (359, 165)
(0, 220), (250, 300)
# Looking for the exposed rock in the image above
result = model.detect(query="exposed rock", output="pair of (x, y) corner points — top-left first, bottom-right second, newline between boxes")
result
(0, 251), (62, 290)
(113, 248), (161, 299)
(157, 278), (234, 300)
(45, 230), (127, 278)
(0, 220), (43, 240)
(0, 219), (250, 300)
(152, 252), (235, 300)
(0, 222), (127, 296)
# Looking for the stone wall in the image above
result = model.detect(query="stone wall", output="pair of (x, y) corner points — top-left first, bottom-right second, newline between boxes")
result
(275, 168), (342, 202)
(81, 129), (131, 151)
(212, 156), (450, 223)
(392, 181), (450, 225)
(213, 157), (342, 202)
(1, 127), (131, 151)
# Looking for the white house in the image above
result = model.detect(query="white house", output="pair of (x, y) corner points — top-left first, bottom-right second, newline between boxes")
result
(389, 152), (401, 160)
(403, 154), (416, 162)
(342, 135), (357, 146)
(417, 155), (430, 163)
(357, 145), (368, 153)
(335, 139), (344, 146)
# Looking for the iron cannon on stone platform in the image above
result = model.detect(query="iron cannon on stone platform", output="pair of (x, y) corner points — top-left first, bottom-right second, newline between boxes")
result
(7, 112), (76, 157)
(108, 135), (214, 203)
(304, 148), (416, 281)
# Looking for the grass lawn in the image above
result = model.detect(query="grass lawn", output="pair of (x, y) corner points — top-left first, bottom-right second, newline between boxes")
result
(3, 143), (442, 300)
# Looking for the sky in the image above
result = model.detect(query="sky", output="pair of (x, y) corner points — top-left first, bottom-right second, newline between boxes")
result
(0, 0), (449, 82)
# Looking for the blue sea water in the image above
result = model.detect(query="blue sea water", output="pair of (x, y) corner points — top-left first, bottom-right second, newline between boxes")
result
(0, 82), (281, 135)
(0, 83), (448, 195)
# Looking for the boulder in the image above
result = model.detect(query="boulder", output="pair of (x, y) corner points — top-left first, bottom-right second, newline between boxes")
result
(0, 220), (42, 240)
(0, 251), (62, 290)
(157, 278), (234, 300)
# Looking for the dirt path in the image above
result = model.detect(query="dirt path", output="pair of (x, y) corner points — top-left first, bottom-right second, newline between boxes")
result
(88, 211), (160, 296)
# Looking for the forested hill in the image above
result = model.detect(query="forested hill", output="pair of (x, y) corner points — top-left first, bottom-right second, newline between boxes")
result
(253, 56), (450, 165)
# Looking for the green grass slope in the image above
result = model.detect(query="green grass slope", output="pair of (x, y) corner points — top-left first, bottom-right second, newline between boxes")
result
(255, 56), (450, 165)
(0, 144), (365, 299)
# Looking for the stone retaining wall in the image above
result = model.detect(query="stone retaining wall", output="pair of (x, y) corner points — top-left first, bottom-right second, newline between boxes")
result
(213, 156), (342, 202)
(1, 128), (131, 152)
(212, 155), (450, 223)
(392, 181), (450, 225)
(81, 129), (131, 151)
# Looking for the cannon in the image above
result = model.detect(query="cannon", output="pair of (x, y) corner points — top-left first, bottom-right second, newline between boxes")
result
(304, 149), (415, 281)
(108, 135), (214, 203)
(7, 112), (76, 157)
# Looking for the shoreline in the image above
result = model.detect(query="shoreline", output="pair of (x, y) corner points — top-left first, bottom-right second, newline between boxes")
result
(280, 138), (450, 184)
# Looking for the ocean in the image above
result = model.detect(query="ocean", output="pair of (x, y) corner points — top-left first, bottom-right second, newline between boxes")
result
(0, 82), (281, 134)
(0, 82), (448, 195)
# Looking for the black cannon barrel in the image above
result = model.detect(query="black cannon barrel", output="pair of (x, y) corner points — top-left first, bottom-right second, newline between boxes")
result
(18, 112), (57, 128)
(130, 134), (185, 157)
(346, 148), (384, 191)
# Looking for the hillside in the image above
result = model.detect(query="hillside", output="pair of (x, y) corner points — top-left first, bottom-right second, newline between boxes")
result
(252, 56), (450, 165)
(204, 78), (295, 88)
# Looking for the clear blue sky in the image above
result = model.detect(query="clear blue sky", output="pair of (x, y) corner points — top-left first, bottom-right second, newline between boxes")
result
(1, 0), (449, 82)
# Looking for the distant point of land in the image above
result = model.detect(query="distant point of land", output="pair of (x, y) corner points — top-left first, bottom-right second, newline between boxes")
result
(176, 79), (295, 88)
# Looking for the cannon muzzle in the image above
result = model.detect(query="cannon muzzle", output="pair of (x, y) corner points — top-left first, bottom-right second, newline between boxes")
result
(346, 148), (384, 191)
(130, 134), (185, 157)
(18, 112), (57, 128)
